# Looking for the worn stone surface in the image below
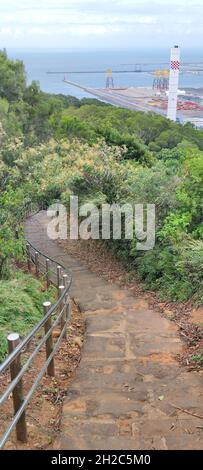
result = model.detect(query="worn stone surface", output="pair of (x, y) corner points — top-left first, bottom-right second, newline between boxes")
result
(25, 212), (203, 450)
(190, 307), (203, 326)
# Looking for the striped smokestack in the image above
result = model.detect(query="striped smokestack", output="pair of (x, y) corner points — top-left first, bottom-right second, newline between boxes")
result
(167, 45), (180, 121)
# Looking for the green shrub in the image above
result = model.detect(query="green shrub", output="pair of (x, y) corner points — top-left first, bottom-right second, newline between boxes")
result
(0, 270), (56, 361)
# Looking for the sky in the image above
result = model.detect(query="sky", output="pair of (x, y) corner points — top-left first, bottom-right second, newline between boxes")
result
(0, 0), (202, 50)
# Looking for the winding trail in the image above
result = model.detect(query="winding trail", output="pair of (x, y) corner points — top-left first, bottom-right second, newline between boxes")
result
(25, 212), (203, 450)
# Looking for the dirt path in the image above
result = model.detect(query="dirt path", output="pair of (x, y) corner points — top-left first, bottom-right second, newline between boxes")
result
(25, 212), (203, 450)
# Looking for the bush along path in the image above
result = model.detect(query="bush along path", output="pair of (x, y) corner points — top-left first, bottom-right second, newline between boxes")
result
(25, 212), (203, 450)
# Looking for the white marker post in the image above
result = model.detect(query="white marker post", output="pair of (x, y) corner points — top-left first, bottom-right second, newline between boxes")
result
(167, 45), (181, 121)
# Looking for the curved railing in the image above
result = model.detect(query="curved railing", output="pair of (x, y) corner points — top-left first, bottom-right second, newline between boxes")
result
(0, 239), (72, 449)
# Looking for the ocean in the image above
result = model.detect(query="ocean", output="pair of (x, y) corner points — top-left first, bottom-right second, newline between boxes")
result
(8, 49), (203, 99)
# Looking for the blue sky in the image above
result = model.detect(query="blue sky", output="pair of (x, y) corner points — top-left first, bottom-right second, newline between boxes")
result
(0, 0), (202, 50)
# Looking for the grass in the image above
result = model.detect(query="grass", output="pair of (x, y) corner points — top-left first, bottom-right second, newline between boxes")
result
(0, 268), (56, 362)
(191, 354), (203, 364)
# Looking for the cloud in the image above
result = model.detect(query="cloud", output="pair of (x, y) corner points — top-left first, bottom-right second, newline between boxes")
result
(0, 10), (157, 27)
(0, 0), (202, 48)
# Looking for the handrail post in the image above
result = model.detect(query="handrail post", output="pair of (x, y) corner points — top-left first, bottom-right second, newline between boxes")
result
(62, 274), (68, 288)
(57, 266), (61, 288)
(43, 302), (55, 377)
(66, 296), (71, 323)
(35, 251), (39, 277)
(58, 285), (66, 339)
(26, 243), (31, 271)
(63, 274), (70, 326)
(46, 259), (50, 289)
(7, 333), (27, 443)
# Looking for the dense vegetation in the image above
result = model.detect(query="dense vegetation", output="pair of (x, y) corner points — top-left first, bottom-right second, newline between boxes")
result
(0, 47), (202, 350)
(0, 270), (56, 361)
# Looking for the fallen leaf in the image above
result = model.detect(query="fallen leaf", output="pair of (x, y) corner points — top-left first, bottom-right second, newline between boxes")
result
(158, 395), (164, 401)
(74, 336), (83, 348)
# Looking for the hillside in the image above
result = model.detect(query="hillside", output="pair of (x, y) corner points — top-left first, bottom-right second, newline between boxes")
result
(0, 50), (202, 303)
(0, 48), (203, 452)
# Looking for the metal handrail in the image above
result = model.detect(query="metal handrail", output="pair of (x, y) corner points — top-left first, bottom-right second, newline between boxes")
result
(0, 302), (68, 407)
(0, 238), (72, 449)
(0, 315), (68, 449)
(0, 243), (72, 375)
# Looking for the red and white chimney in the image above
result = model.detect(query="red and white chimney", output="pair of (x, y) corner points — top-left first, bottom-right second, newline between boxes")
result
(167, 45), (181, 121)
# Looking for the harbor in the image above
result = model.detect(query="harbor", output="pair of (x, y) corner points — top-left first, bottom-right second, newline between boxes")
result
(52, 46), (203, 127)
(63, 78), (203, 126)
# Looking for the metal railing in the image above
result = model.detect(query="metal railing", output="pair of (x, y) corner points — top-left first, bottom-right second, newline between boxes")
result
(0, 240), (72, 449)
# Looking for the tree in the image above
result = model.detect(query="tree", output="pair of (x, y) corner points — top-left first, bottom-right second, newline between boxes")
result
(0, 50), (26, 102)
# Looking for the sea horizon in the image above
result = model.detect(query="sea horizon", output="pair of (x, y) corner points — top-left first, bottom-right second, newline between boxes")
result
(6, 47), (203, 99)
